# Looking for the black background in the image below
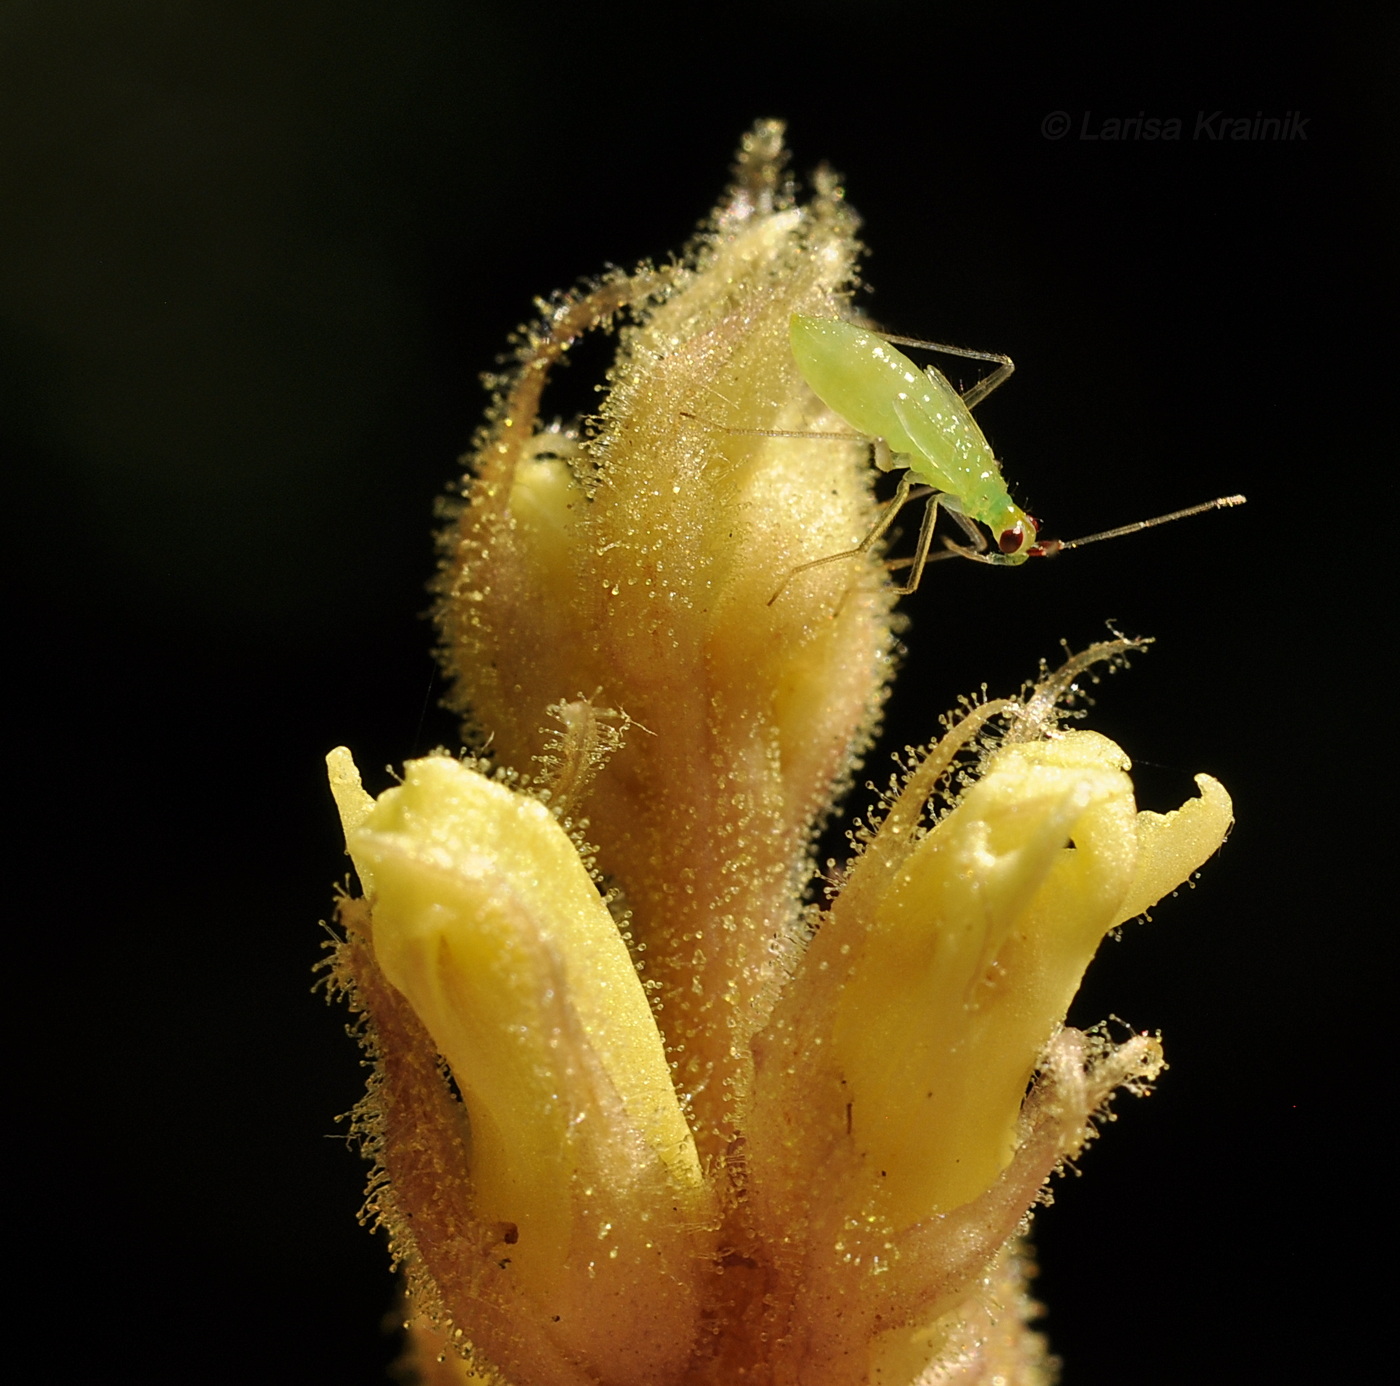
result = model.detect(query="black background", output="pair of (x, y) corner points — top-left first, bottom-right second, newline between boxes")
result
(5, 4), (1391, 1382)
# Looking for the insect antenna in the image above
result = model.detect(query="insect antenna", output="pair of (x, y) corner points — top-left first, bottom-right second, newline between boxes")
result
(1034, 494), (1246, 557)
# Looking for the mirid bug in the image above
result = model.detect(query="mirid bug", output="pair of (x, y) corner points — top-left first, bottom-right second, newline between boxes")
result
(769, 314), (1243, 603)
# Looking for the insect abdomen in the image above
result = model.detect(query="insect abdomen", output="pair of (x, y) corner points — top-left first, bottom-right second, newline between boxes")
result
(790, 315), (1001, 503)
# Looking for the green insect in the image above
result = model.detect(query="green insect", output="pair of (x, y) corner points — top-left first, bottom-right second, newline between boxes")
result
(772, 313), (1244, 602)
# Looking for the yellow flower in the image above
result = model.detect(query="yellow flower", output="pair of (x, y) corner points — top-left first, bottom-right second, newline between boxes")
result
(326, 123), (1232, 1386)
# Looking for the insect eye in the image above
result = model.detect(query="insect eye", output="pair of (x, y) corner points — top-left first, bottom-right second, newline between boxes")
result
(998, 523), (1027, 554)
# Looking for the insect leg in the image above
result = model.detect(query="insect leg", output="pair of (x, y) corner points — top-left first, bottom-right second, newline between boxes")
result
(948, 508), (989, 551)
(767, 472), (915, 606)
(934, 511), (1013, 566)
(875, 332), (1015, 409)
(890, 493), (945, 595)
(887, 505), (993, 577)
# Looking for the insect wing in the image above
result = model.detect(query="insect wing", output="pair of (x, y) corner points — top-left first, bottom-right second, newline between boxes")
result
(891, 394), (980, 497)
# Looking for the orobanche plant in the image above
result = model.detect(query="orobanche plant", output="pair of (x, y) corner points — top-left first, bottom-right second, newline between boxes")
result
(326, 122), (1232, 1386)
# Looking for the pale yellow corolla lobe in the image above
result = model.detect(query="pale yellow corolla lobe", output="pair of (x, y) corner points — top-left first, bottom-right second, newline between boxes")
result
(339, 752), (703, 1208)
(829, 731), (1233, 1225)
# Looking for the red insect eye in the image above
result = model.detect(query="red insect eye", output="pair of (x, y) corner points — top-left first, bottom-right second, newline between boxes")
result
(998, 523), (1026, 554)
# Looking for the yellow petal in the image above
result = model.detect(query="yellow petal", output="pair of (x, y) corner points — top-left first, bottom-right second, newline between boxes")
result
(1113, 773), (1234, 926)
(342, 753), (704, 1283)
(793, 729), (1234, 1237)
(326, 746), (377, 895)
(831, 732), (1139, 1223)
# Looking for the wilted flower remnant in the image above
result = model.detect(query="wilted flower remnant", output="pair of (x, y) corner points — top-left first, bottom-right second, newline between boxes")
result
(325, 122), (1232, 1386)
